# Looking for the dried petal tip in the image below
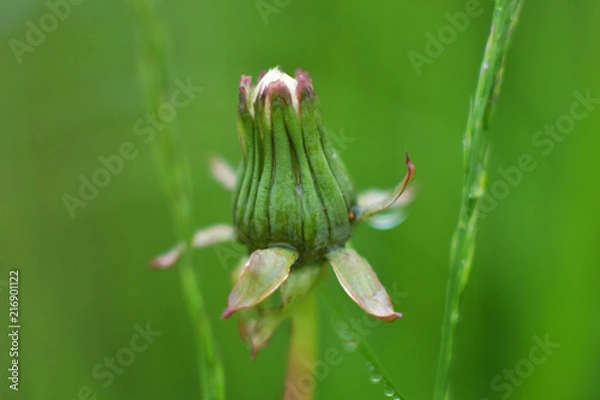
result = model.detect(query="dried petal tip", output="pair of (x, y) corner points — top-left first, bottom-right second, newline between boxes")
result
(150, 244), (184, 269)
(238, 75), (253, 114)
(295, 69), (315, 101)
(252, 67), (299, 114)
(405, 150), (415, 173)
(221, 306), (236, 320)
(356, 151), (416, 223)
(384, 312), (403, 322)
(264, 79), (293, 102)
(295, 68), (314, 89)
(240, 75), (253, 88)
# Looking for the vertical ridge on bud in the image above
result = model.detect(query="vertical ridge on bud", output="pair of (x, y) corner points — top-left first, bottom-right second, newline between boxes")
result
(237, 75), (254, 158)
(251, 96), (273, 248)
(283, 90), (330, 253)
(269, 86), (302, 245)
(317, 111), (356, 212)
(240, 104), (262, 246)
(295, 69), (356, 214)
(298, 83), (350, 247)
(234, 76), (256, 240)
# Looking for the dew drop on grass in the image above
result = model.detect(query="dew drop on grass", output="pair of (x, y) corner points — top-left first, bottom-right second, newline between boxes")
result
(383, 381), (396, 397)
(342, 338), (358, 352)
(366, 362), (383, 383)
(337, 325), (353, 340)
(336, 324), (358, 352)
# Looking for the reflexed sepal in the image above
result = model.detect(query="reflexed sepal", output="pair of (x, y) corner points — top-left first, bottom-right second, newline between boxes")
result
(281, 264), (325, 308)
(237, 264), (325, 358)
(356, 151), (415, 224)
(326, 247), (402, 321)
(222, 247), (299, 319)
(150, 224), (235, 269)
(240, 308), (285, 359)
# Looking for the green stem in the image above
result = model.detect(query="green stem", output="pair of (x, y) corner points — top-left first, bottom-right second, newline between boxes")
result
(433, 2), (523, 400)
(283, 291), (317, 400)
(130, 1), (225, 399)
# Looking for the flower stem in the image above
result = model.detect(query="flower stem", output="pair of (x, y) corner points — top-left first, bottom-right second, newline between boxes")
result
(284, 291), (317, 400)
(433, 1), (523, 399)
(130, 1), (225, 399)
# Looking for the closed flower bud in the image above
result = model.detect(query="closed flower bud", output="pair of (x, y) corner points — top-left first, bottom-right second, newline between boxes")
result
(234, 68), (357, 264)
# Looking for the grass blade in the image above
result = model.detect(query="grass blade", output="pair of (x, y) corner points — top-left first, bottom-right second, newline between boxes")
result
(433, 1), (524, 399)
(130, 1), (226, 399)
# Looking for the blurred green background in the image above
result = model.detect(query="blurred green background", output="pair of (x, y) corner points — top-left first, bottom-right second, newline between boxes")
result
(1, 0), (599, 399)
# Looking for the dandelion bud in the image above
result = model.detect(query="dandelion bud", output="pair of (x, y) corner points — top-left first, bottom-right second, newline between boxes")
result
(233, 68), (357, 263)
(223, 67), (414, 328)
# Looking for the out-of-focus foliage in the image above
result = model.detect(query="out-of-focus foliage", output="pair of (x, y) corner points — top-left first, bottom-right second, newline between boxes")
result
(0, 1), (598, 399)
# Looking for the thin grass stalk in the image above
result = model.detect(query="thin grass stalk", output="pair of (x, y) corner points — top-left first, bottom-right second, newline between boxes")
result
(130, 1), (225, 399)
(433, 1), (523, 399)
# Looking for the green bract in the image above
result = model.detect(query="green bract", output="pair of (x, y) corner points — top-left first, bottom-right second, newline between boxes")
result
(234, 69), (356, 264)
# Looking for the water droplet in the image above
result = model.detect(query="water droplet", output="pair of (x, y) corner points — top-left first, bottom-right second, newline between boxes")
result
(366, 362), (382, 383)
(392, 396), (402, 400)
(342, 339), (358, 352)
(336, 325), (354, 341)
(336, 323), (359, 352)
(383, 381), (396, 397)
